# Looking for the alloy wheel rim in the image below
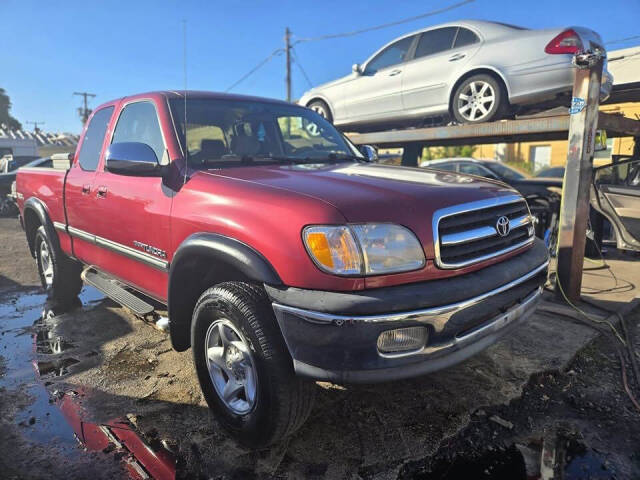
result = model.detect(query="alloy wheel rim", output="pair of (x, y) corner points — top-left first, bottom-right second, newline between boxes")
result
(39, 241), (54, 287)
(205, 319), (257, 415)
(457, 81), (495, 121)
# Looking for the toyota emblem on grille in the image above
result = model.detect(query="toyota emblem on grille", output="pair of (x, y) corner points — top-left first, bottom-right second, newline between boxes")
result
(496, 216), (511, 237)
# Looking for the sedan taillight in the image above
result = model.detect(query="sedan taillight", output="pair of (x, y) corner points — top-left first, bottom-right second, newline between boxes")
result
(545, 29), (583, 54)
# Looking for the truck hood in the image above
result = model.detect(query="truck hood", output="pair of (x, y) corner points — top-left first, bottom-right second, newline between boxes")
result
(201, 163), (517, 256)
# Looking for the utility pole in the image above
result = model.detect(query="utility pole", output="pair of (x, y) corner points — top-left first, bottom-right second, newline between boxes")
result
(26, 121), (45, 134)
(73, 91), (96, 125)
(555, 50), (604, 302)
(285, 27), (292, 102)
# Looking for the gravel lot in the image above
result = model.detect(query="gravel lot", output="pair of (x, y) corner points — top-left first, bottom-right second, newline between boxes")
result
(0, 216), (639, 479)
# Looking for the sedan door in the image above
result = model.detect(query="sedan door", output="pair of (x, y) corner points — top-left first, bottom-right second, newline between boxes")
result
(402, 27), (481, 112)
(592, 157), (640, 251)
(342, 35), (416, 122)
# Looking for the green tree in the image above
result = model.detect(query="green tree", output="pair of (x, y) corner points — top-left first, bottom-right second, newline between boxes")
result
(422, 144), (477, 161)
(0, 88), (22, 130)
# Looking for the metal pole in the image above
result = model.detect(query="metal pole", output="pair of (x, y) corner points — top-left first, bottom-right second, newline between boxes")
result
(285, 27), (292, 103)
(555, 51), (604, 302)
(401, 144), (423, 167)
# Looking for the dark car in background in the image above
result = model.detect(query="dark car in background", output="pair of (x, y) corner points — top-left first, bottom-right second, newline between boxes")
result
(421, 157), (562, 238)
(535, 166), (565, 178)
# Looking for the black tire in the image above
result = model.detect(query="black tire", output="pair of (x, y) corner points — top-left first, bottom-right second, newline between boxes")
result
(191, 282), (315, 448)
(34, 225), (83, 303)
(451, 74), (509, 124)
(307, 100), (333, 123)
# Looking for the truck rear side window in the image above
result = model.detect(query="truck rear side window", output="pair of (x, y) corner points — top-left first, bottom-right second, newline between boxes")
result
(77, 106), (114, 171)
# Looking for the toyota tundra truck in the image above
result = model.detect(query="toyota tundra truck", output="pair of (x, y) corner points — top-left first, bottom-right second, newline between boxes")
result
(15, 91), (548, 447)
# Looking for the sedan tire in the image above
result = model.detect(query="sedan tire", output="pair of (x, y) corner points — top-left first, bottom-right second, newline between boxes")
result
(191, 282), (315, 448)
(307, 100), (333, 123)
(452, 74), (508, 124)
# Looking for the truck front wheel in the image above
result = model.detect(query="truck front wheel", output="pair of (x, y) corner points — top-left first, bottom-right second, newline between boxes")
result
(34, 225), (82, 304)
(191, 282), (315, 448)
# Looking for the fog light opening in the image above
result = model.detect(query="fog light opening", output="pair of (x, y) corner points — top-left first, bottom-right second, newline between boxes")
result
(377, 326), (428, 354)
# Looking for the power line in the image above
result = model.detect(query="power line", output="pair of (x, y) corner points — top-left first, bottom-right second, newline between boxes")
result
(291, 47), (313, 88)
(225, 0), (473, 96)
(606, 35), (640, 45)
(225, 48), (284, 92)
(292, 0), (473, 45)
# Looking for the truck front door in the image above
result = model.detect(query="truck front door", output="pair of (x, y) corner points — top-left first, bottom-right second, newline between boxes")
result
(90, 99), (173, 301)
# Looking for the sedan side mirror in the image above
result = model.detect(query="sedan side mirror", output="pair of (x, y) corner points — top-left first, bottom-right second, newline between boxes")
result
(105, 142), (163, 176)
(359, 145), (378, 162)
(352, 63), (361, 75)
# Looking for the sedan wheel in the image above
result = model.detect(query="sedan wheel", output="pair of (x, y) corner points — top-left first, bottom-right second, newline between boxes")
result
(205, 318), (258, 415)
(307, 100), (333, 123)
(457, 81), (495, 122)
(452, 74), (507, 124)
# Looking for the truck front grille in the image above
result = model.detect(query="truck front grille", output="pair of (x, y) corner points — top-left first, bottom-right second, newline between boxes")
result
(433, 195), (534, 269)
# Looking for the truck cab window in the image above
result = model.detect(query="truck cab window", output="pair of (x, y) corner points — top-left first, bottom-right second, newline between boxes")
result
(112, 101), (165, 163)
(77, 106), (114, 171)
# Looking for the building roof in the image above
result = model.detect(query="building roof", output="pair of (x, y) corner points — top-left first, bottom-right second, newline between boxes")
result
(0, 127), (79, 147)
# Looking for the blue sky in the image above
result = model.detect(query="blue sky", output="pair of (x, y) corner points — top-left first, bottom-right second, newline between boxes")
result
(3, 0), (639, 133)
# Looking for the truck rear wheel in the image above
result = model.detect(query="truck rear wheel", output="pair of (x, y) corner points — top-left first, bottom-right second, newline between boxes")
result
(191, 282), (315, 448)
(34, 225), (83, 304)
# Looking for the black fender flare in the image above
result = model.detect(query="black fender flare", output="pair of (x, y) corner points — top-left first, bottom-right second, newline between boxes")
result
(23, 197), (59, 256)
(168, 232), (282, 350)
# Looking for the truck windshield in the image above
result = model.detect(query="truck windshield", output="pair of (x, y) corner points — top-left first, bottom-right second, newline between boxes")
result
(169, 97), (363, 168)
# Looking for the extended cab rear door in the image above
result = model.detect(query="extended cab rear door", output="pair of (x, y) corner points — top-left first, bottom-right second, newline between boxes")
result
(90, 98), (173, 301)
(65, 105), (116, 264)
(592, 156), (640, 251)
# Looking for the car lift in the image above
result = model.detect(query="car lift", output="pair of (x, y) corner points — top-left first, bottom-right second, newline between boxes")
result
(346, 53), (640, 303)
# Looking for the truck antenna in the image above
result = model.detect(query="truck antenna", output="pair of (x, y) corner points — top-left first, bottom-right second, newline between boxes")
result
(183, 19), (188, 185)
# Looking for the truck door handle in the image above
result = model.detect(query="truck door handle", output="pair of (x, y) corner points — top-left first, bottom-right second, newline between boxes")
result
(388, 69), (402, 76)
(96, 186), (108, 198)
(82, 184), (91, 195)
(448, 53), (466, 62)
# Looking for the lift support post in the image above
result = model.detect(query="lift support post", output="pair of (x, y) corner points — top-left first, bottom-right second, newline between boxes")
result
(556, 51), (604, 302)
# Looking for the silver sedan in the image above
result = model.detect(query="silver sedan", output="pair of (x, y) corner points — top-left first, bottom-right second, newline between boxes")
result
(299, 20), (612, 130)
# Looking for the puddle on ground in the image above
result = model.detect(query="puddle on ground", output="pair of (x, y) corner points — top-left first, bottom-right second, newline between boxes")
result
(424, 445), (527, 479)
(0, 286), (176, 479)
(37, 357), (80, 378)
(420, 439), (614, 480)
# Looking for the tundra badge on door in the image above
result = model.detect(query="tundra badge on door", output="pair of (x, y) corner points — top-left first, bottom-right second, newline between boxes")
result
(133, 240), (167, 258)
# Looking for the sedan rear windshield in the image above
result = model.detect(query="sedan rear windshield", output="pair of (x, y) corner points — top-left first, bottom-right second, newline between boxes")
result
(169, 98), (362, 168)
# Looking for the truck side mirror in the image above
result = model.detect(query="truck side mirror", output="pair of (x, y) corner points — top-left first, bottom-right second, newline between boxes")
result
(359, 145), (378, 162)
(352, 63), (361, 75)
(105, 142), (163, 177)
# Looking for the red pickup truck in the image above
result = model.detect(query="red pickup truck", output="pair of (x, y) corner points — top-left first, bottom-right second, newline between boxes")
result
(16, 91), (548, 447)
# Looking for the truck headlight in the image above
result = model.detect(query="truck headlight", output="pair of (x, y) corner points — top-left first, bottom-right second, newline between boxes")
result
(303, 224), (425, 276)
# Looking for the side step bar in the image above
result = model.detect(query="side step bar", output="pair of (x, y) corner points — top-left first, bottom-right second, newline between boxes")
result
(82, 268), (154, 316)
